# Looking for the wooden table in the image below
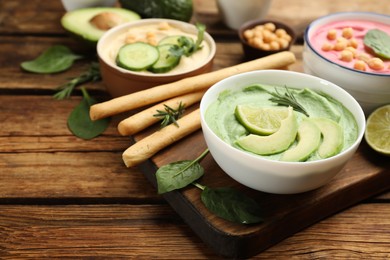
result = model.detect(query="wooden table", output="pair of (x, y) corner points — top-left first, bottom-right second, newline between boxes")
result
(1, 0), (389, 258)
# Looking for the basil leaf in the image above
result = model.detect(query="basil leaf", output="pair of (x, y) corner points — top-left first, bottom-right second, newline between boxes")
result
(201, 187), (263, 224)
(363, 29), (390, 59)
(67, 88), (110, 140)
(21, 45), (83, 74)
(156, 160), (204, 194)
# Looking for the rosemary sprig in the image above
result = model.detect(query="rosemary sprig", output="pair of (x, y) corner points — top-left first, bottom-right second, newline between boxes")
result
(269, 86), (309, 117)
(153, 102), (185, 128)
(53, 61), (101, 100)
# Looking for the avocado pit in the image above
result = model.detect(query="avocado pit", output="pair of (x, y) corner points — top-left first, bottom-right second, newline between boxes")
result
(90, 12), (125, 31)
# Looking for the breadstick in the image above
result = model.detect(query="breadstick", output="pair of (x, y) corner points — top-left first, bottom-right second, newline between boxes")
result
(90, 51), (296, 120)
(122, 109), (201, 167)
(118, 91), (205, 136)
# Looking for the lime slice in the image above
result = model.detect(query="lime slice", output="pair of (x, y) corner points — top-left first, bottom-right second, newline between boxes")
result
(365, 104), (390, 156)
(235, 105), (290, 135)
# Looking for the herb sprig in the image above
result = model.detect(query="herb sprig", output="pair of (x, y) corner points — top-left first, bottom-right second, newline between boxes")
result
(153, 102), (185, 128)
(269, 86), (309, 117)
(53, 62), (101, 100)
(156, 149), (263, 224)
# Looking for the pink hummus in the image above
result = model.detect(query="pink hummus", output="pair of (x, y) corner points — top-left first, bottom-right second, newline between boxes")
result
(310, 20), (390, 74)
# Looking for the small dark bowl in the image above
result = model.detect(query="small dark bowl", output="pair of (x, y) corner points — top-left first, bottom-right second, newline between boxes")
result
(238, 19), (296, 60)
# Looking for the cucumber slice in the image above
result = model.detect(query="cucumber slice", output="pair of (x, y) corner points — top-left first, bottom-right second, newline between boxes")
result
(149, 44), (181, 73)
(159, 35), (194, 56)
(116, 42), (159, 71)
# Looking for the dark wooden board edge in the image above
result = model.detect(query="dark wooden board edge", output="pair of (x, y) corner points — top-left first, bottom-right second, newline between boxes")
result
(136, 136), (390, 258)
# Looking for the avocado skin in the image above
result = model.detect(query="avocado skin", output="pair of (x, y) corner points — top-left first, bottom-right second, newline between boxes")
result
(119, 0), (193, 22)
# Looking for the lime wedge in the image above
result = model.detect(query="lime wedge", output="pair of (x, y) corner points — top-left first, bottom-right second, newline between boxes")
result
(235, 105), (290, 135)
(236, 107), (298, 155)
(365, 104), (390, 156)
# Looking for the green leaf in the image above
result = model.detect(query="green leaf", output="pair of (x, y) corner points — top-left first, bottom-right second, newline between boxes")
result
(193, 22), (205, 52)
(67, 88), (110, 140)
(201, 187), (263, 224)
(156, 160), (204, 194)
(363, 29), (390, 59)
(21, 45), (83, 74)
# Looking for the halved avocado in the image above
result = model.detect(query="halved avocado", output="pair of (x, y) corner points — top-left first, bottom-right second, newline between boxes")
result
(61, 7), (140, 45)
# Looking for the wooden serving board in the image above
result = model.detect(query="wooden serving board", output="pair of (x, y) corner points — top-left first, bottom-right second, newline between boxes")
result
(134, 106), (390, 259)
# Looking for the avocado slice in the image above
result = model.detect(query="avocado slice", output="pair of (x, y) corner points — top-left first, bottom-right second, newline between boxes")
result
(119, 0), (193, 22)
(311, 117), (344, 159)
(236, 107), (298, 155)
(61, 7), (140, 45)
(281, 119), (321, 162)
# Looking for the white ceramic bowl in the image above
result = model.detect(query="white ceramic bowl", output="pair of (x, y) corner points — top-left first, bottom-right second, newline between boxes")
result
(303, 12), (390, 115)
(200, 70), (365, 194)
(97, 18), (216, 97)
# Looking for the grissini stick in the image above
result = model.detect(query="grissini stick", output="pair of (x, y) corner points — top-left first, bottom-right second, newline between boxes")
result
(118, 91), (205, 136)
(122, 109), (201, 167)
(90, 51), (296, 120)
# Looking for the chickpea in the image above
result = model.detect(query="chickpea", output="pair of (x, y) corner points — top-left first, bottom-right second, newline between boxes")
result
(259, 42), (271, 51)
(125, 34), (137, 44)
(354, 60), (366, 71)
(158, 22), (170, 30)
(254, 29), (264, 38)
(321, 42), (333, 51)
(348, 38), (359, 48)
(357, 52), (370, 63)
(345, 46), (357, 57)
(281, 33), (292, 42)
(367, 57), (385, 70)
(339, 50), (354, 62)
(264, 22), (276, 31)
(243, 29), (254, 40)
(275, 28), (287, 37)
(262, 30), (274, 43)
(278, 38), (289, 49)
(342, 27), (354, 39)
(252, 37), (263, 48)
(333, 41), (347, 51)
(327, 29), (337, 40)
(270, 41), (280, 50)
(254, 25), (265, 31)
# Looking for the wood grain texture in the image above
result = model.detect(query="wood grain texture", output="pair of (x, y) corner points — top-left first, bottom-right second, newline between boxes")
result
(0, 204), (389, 259)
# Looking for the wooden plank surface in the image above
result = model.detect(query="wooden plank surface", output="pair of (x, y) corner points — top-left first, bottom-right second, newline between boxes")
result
(1, 203), (389, 259)
(0, 0), (389, 258)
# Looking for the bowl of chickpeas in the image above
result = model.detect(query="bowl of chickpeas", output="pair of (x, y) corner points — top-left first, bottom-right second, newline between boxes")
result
(238, 20), (296, 60)
(303, 12), (390, 115)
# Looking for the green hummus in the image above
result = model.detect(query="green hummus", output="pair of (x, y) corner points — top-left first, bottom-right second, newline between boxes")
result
(205, 84), (358, 161)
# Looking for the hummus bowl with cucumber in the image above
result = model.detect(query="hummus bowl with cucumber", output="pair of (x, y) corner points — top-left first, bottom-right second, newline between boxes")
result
(97, 18), (216, 97)
(200, 70), (366, 194)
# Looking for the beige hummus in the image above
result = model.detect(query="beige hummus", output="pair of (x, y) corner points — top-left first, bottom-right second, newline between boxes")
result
(102, 22), (211, 74)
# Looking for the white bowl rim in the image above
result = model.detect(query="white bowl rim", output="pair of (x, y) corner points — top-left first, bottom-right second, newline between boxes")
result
(200, 70), (366, 169)
(97, 18), (217, 77)
(304, 11), (390, 78)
